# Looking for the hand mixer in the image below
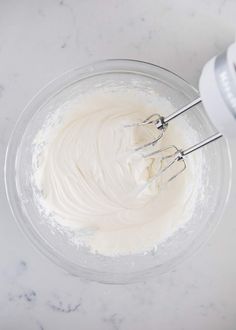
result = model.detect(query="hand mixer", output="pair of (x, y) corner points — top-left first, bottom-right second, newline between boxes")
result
(128, 42), (236, 184)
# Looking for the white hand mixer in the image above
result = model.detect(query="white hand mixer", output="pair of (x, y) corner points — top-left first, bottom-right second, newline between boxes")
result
(128, 42), (236, 183)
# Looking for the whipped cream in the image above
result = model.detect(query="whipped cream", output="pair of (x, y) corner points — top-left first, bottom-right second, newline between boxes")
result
(32, 88), (200, 256)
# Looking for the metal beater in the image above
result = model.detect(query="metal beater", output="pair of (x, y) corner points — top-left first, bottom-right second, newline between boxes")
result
(127, 98), (222, 183)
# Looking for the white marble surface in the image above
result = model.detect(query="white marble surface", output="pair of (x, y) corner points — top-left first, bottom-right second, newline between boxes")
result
(0, 1), (236, 329)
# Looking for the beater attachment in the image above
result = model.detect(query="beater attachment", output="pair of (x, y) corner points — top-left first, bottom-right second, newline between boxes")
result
(126, 96), (223, 185)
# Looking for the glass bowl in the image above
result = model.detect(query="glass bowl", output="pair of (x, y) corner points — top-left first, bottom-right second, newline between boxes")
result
(4, 60), (232, 284)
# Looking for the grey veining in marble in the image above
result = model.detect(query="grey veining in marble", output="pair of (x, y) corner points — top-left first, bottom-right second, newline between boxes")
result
(0, 0), (236, 329)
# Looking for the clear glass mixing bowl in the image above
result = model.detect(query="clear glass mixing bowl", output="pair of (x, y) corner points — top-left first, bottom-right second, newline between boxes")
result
(4, 60), (232, 284)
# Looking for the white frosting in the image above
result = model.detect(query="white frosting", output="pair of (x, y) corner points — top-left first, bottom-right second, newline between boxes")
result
(32, 89), (199, 256)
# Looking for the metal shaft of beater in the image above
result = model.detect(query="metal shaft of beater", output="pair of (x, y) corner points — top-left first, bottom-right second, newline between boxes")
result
(157, 97), (202, 129)
(181, 132), (223, 157)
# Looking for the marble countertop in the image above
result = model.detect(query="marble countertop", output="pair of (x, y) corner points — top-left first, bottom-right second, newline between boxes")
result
(0, 1), (236, 329)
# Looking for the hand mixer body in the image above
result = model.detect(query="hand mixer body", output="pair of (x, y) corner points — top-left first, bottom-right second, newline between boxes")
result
(199, 42), (236, 137)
